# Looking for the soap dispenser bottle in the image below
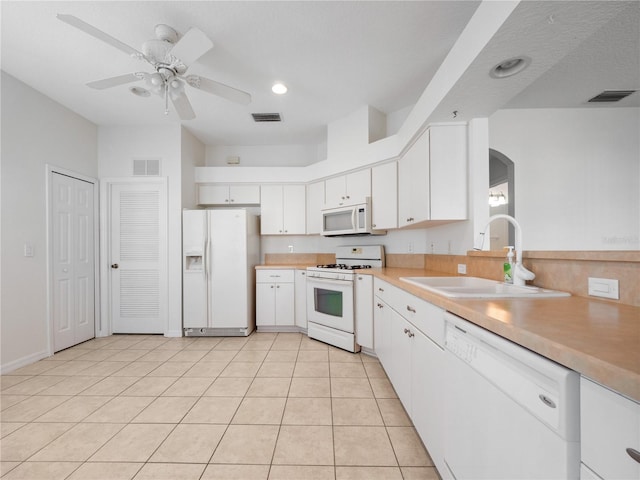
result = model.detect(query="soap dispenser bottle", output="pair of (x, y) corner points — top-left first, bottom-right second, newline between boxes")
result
(504, 246), (515, 284)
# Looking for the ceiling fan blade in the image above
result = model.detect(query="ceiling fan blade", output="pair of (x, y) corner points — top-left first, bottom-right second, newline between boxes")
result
(171, 91), (196, 120)
(57, 14), (143, 58)
(87, 73), (143, 90)
(186, 75), (251, 105)
(169, 28), (213, 68)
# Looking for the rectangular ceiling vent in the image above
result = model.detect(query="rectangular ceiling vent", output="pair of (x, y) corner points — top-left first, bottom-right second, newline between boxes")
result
(252, 113), (282, 122)
(587, 90), (636, 103)
(133, 159), (161, 176)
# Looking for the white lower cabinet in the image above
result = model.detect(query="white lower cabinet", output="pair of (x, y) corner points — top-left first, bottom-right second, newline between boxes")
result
(294, 270), (307, 330)
(373, 278), (445, 472)
(355, 274), (373, 350)
(256, 269), (295, 327)
(581, 376), (640, 480)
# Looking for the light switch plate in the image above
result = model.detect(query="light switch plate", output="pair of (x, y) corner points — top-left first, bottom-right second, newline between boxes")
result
(457, 264), (467, 275)
(588, 277), (619, 300)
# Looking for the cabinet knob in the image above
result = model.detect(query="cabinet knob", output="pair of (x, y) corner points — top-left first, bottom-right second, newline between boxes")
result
(378, 287), (384, 292)
(230, 199), (235, 202)
(277, 285), (280, 288)
(377, 303), (383, 308)
(111, 263), (119, 269)
(406, 305), (416, 313)
(346, 195), (350, 199)
(372, 224), (376, 228)
(225, 199), (229, 202)
(404, 328), (410, 334)
(627, 448), (640, 464)
(408, 331), (415, 338)
(284, 230), (288, 233)
(270, 285), (274, 289)
(279, 230), (283, 233)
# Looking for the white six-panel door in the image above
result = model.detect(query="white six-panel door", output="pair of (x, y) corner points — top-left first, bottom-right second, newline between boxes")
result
(52, 172), (95, 351)
(109, 182), (167, 334)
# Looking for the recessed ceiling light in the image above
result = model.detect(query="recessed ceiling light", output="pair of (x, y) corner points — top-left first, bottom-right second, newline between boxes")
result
(130, 86), (150, 97)
(489, 56), (531, 79)
(272, 83), (288, 95)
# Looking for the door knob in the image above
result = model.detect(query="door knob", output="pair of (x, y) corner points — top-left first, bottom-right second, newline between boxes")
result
(111, 264), (119, 269)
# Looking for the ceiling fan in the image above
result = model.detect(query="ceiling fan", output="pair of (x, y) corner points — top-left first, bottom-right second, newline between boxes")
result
(57, 14), (252, 120)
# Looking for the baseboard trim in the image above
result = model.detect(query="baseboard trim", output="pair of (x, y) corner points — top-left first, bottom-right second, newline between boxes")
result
(1, 349), (50, 374)
(164, 329), (183, 338)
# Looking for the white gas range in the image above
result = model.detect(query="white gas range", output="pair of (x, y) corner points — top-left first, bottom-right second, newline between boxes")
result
(306, 245), (385, 352)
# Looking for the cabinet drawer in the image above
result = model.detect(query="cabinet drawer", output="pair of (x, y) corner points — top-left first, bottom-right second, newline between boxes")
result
(581, 377), (640, 480)
(256, 269), (295, 283)
(374, 278), (444, 347)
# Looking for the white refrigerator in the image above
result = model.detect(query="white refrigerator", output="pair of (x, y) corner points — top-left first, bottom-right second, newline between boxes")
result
(183, 209), (260, 336)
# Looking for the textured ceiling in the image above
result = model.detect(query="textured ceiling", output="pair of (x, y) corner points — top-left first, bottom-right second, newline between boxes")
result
(1, 1), (638, 150)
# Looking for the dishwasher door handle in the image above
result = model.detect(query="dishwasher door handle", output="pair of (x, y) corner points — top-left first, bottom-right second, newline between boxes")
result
(538, 394), (557, 408)
(627, 448), (640, 464)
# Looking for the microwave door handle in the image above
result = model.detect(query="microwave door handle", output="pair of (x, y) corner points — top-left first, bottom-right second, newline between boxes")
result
(352, 207), (357, 230)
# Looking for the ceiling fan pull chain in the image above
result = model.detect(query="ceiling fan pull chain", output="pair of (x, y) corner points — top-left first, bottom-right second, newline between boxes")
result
(164, 82), (169, 115)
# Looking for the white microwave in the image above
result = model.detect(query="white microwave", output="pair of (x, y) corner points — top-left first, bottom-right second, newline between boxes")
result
(321, 198), (386, 236)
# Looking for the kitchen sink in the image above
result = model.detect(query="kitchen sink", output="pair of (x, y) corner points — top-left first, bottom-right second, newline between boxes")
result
(399, 276), (570, 298)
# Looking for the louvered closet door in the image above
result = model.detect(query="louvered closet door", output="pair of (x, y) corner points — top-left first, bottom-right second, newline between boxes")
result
(52, 173), (95, 351)
(110, 182), (167, 334)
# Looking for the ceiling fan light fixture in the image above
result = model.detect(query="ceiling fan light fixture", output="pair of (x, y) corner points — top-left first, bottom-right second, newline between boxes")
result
(490, 56), (531, 79)
(272, 83), (288, 95)
(130, 86), (150, 97)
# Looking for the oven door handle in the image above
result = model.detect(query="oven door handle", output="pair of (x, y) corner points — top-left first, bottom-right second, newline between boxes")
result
(306, 275), (353, 287)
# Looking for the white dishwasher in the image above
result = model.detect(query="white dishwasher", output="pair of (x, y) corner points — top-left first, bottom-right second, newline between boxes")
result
(443, 313), (580, 480)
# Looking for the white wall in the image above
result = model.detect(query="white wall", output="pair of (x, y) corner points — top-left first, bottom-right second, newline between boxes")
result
(206, 144), (320, 167)
(98, 125), (184, 336)
(489, 107), (640, 250)
(181, 128), (206, 209)
(1, 72), (98, 371)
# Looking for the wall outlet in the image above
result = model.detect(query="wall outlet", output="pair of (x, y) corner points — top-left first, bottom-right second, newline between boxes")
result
(457, 263), (467, 275)
(588, 277), (619, 300)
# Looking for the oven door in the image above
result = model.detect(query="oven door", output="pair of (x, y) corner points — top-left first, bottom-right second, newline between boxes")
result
(306, 275), (354, 333)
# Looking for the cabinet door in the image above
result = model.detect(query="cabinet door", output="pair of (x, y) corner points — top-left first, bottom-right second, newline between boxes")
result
(295, 270), (308, 329)
(390, 313), (413, 415)
(355, 274), (373, 349)
(229, 185), (260, 205)
(306, 181), (325, 235)
(345, 169), (371, 205)
(198, 185), (229, 205)
(256, 283), (276, 326)
(430, 125), (467, 220)
(260, 185), (284, 234)
(412, 328), (445, 471)
(275, 282), (295, 326)
(398, 130), (429, 227)
(325, 175), (347, 208)
(371, 162), (397, 229)
(374, 299), (393, 368)
(282, 185), (306, 234)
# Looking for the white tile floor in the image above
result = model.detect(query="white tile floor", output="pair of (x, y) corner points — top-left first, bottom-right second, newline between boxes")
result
(0, 332), (439, 479)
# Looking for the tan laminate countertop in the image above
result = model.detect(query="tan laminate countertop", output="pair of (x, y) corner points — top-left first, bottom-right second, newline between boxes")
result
(257, 264), (640, 401)
(370, 267), (640, 402)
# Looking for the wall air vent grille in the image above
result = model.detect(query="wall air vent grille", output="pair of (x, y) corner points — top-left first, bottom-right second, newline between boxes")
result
(251, 113), (282, 122)
(587, 90), (636, 103)
(133, 159), (161, 176)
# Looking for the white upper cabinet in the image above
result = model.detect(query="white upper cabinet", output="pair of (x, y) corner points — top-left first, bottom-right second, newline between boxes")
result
(324, 169), (371, 208)
(398, 125), (467, 227)
(260, 185), (306, 235)
(430, 124), (467, 221)
(198, 184), (260, 206)
(306, 181), (325, 235)
(371, 161), (398, 230)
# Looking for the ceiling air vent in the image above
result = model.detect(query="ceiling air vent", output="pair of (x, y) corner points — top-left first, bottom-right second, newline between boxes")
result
(252, 113), (282, 122)
(587, 90), (636, 103)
